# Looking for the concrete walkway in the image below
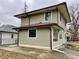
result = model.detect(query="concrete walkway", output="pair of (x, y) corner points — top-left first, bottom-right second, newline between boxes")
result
(60, 48), (79, 59)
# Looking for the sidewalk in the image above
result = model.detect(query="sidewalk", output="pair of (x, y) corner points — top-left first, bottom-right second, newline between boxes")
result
(60, 48), (79, 59)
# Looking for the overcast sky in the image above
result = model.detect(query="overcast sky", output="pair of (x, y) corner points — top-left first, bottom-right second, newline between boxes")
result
(0, 0), (73, 26)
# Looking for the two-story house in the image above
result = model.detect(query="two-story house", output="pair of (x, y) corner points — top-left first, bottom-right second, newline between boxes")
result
(14, 2), (71, 50)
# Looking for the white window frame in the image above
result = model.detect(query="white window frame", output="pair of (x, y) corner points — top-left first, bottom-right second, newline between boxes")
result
(53, 28), (59, 42)
(27, 28), (37, 39)
(43, 11), (52, 22)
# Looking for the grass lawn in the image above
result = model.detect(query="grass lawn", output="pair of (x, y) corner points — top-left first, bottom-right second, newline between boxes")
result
(66, 41), (79, 51)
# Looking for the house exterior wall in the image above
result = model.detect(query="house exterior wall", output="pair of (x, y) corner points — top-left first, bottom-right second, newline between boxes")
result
(21, 10), (59, 26)
(51, 11), (58, 23)
(19, 27), (66, 49)
(30, 13), (45, 24)
(50, 11), (66, 49)
(58, 12), (66, 30)
(19, 29), (50, 49)
(19, 9), (67, 49)
(1, 32), (17, 45)
(21, 10), (66, 29)
(21, 18), (29, 26)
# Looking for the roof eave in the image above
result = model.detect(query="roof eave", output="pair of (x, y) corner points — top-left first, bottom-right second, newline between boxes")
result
(64, 3), (71, 22)
(14, 23), (64, 31)
(14, 2), (70, 19)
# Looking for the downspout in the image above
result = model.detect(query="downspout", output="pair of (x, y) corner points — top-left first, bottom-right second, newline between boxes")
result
(49, 27), (52, 50)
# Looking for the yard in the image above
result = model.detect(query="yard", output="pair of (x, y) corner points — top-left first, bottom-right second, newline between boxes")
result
(66, 41), (79, 51)
(0, 45), (70, 59)
(0, 42), (79, 59)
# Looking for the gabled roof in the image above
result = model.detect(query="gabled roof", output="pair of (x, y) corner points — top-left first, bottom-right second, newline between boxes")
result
(14, 2), (71, 22)
(0, 25), (17, 33)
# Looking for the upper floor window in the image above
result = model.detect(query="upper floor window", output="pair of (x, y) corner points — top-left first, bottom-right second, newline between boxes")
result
(45, 12), (51, 21)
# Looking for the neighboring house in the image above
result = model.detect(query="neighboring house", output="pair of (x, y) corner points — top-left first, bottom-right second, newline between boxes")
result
(66, 31), (72, 41)
(0, 25), (18, 45)
(66, 23), (72, 41)
(66, 22), (76, 41)
(14, 2), (71, 50)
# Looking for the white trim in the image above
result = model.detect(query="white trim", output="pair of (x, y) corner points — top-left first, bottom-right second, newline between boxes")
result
(43, 12), (49, 22)
(53, 44), (65, 49)
(51, 11), (53, 22)
(44, 12), (45, 21)
(27, 28), (37, 39)
(19, 44), (50, 50)
(51, 27), (54, 49)
(52, 49), (65, 54)
(53, 28), (59, 42)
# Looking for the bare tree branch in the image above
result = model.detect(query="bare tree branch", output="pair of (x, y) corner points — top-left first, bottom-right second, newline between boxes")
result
(68, 0), (79, 40)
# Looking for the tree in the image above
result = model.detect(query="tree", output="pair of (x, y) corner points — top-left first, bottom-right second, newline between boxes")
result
(69, 0), (79, 41)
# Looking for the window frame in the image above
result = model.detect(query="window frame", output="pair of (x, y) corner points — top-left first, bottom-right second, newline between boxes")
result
(28, 28), (37, 39)
(44, 11), (52, 21)
(59, 34), (62, 39)
(53, 28), (59, 42)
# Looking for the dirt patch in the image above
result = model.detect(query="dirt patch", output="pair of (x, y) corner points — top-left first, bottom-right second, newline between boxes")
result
(0, 46), (71, 59)
(0, 49), (33, 59)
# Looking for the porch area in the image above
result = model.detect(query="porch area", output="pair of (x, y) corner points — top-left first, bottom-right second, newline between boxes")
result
(51, 26), (66, 49)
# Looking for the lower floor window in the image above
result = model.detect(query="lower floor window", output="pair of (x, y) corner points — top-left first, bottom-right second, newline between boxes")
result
(29, 29), (36, 38)
(53, 28), (59, 41)
(59, 34), (62, 39)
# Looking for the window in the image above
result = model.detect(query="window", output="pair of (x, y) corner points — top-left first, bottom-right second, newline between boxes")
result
(45, 12), (51, 21)
(60, 14), (63, 21)
(29, 29), (36, 38)
(11, 34), (14, 38)
(59, 34), (62, 39)
(60, 15), (62, 21)
(53, 29), (59, 41)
